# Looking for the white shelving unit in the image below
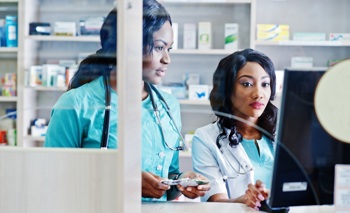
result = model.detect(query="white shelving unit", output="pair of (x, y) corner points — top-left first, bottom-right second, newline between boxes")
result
(0, 0), (19, 144)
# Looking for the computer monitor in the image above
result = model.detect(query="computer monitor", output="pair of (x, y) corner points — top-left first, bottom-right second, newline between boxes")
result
(269, 68), (350, 208)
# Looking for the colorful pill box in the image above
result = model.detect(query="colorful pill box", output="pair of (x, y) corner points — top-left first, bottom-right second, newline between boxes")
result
(257, 24), (289, 41)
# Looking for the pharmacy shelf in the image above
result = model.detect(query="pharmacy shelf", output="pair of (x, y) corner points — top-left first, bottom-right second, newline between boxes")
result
(171, 49), (235, 55)
(0, 96), (17, 102)
(25, 86), (67, 92)
(26, 35), (100, 42)
(160, 0), (253, 4)
(0, 47), (18, 53)
(0, 0), (18, 3)
(39, 4), (114, 13)
(255, 40), (350, 47)
(23, 135), (45, 142)
(178, 99), (210, 105)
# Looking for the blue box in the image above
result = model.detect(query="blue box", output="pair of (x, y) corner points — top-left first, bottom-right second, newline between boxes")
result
(5, 15), (18, 47)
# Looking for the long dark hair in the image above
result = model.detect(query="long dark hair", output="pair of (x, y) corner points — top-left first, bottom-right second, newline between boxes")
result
(68, 0), (172, 90)
(210, 48), (278, 146)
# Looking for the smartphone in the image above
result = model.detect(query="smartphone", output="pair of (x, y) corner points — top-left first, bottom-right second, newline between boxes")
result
(161, 178), (209, 187)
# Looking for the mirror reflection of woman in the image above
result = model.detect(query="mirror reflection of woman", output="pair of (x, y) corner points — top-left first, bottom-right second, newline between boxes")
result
(45, 0), (209, 202)
(192, 49), (278, 210)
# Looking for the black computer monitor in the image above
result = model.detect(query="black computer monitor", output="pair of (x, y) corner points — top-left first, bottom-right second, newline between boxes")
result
(269, 68), (350, 208)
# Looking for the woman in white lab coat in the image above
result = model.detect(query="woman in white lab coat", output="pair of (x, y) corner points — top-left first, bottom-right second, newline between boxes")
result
(192, 49), (278, 210)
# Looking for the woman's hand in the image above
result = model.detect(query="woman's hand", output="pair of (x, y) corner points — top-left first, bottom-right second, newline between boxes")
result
(176, 171), (211, 199)
(243, 180), (269, 210)
(142, 171), (170, 199)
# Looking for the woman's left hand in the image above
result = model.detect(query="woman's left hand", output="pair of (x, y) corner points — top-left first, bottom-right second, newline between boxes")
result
(176, 171), (211, 199)
(244, 180), (269, 210)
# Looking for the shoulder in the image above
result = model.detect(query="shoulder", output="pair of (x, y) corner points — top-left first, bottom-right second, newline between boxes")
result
(55, 77), (104, 109)
(194, 123), (219, 140)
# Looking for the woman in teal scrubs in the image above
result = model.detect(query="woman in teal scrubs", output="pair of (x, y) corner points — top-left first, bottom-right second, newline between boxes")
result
(44, 0), (209, 202)
(192, 49), (278, 210)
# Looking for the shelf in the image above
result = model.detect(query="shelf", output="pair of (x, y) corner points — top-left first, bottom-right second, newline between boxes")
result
(26, 35), (100, 42)
(171, 49), (235, 55)
(23, 135), (45, 142)
(0, 96), (17, 102)
(0, 47), (18, 53)
(0, 0), (18, 2)
(160, 0), (252, 4)
(25, 86), (67, 91)
(178, 99), (210, 105)
(255, 40), (350, 47)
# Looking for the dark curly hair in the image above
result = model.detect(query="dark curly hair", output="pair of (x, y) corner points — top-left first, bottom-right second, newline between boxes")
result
(68, 0), (172, 90)
(210, 48), (278, 146)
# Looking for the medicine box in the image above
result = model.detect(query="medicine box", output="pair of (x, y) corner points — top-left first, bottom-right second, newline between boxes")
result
(293, 32), (326, 41)
(224, 23), (239, 50)
(54, 22), (76, 36)
(257, 24), (289, 41)
(329, 33), (350, 41)
(183, 23), (196, 49)
(291, 57), (313, 68)
(198, 22), (212, 49)
(188, 85), (209, 100)
(80, 17), (104, 36)
(5, 15), (18, 47)
(29, 66), (43, 86)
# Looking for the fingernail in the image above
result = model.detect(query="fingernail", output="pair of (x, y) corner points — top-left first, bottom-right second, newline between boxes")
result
(256, 201), (261, 207)
(186, 187), (192, 192)
(258, 194), (264, 201)
(178, 187), (183, 192)
(197, 186), (202, 190)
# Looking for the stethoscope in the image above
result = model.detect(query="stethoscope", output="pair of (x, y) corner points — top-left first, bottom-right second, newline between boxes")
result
(100, 73), (186, 151)
(216, 131), (253, 198)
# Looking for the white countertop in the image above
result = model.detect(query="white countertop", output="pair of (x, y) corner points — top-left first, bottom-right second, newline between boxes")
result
(142, 202), (335, 213)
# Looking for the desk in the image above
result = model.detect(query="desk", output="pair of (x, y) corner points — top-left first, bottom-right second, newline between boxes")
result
(142, 202), (335, 213)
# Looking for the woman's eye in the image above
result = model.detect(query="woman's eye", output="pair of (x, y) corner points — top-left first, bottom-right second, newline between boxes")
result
(242, 82), (253, 87)
(262, 82), (270, 87)
(154, 46), (164, 51)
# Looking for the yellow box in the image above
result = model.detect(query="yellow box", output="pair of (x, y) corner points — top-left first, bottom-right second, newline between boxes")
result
(257, 24), (289, 33)
(257, 31), (290, 41)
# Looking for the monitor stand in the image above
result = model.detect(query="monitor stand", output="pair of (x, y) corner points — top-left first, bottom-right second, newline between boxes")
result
(259, 200), (290, 213)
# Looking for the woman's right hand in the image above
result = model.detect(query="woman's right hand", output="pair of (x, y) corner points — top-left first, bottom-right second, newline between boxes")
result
(142, 171), (170, 199)
(244, 180), (269, 210)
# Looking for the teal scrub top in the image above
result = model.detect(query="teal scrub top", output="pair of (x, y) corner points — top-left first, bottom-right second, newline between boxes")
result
(44, 76), (181, 201)
(241, 135), (275, 189)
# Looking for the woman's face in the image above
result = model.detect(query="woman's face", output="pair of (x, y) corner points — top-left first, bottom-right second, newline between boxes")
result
(142, 21), (174, 85)
(231, 62), (271, 122)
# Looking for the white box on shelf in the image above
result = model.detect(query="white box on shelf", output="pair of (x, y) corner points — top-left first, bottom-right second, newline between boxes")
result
(329, 33), (350, 41)
(184, 73), (200, 86)
(41, 64), (66, 87)
(224, 23), (239, 51)
(29, 65), (43, 86)
(198, 22), (212, 50)
(291, 57), (313, 68)
(54, 21), (76, 36)
(183, 23), (196, 49)
(188, 85), (209, 100)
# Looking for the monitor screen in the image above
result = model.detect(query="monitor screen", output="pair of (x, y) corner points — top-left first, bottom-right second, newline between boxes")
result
(269, 68), (350, 208)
